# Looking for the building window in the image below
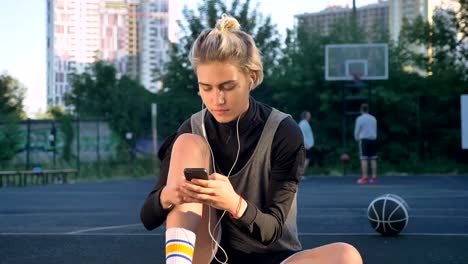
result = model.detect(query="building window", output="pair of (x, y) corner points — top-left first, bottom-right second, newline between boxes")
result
(56, 1), (64, 9)
(55, 25), (64, 33)
(161, 0), (168, 12)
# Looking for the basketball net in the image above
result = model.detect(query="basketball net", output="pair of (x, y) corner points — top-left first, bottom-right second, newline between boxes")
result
(351, 72), (364, 83)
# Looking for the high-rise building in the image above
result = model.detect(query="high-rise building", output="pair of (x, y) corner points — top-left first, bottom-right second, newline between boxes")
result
(390, 0), (429, 46)
(136, 0), (179, 93)
(389, 0), (460, 45)
(47, 0), (101, 106)
(98, 1), (129, 76)
(294, 1), (389, 41)
(358, 2), (390, 41)
(389, 0), (461, 76)
(46, 0), (179, 108)
(127, 2), (139, 79)
(138, 0), (167, 93)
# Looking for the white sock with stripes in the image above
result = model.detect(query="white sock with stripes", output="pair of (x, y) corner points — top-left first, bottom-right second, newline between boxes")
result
(166, 227), (196, 264)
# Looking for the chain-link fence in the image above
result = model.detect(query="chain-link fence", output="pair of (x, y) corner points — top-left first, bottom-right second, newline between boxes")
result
(0, 118), (157, 181)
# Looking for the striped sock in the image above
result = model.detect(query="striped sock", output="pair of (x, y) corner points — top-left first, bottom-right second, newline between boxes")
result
(166, 228), (196, 264)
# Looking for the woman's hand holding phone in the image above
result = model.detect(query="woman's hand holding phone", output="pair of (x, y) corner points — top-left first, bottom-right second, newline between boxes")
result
(182, 169), (240, 214)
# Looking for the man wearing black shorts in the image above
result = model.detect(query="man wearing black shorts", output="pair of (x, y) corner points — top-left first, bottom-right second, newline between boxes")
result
(354, 103), (378, 184)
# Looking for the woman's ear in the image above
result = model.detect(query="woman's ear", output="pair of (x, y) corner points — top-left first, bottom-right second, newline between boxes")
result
(249, 72), (257, 90)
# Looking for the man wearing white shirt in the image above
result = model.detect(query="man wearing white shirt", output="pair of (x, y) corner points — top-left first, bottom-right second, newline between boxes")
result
(354, 103), (378, 184)
(299, 111), (315, 170)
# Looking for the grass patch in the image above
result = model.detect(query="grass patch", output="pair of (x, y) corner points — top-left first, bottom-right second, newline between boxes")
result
(73, 158), (159, 183)
(304, 158), (468, 176)
(3, 157), (468, 183)
(0, 158), (159, 183)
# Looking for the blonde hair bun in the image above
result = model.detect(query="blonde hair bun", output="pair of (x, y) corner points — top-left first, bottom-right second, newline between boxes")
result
(189, 13), (264, 87)
(215, 13), (240, 33)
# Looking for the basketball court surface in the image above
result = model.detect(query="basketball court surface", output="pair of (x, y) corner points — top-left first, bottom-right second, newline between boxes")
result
(1, 175), (467, 263)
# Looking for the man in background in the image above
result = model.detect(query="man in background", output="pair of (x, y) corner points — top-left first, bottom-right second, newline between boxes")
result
(354, 103), (378, 184)
(299, 111), (314, 170)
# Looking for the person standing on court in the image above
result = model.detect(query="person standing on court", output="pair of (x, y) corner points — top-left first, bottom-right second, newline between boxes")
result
(354, 103), (378, 184)
(140, 14), (362, 264)
(298, 111), (314, 170)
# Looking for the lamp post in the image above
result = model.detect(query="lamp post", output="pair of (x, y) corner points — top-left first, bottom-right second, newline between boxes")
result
(151, 103), (158, 172)
(49, 123), (57, 169)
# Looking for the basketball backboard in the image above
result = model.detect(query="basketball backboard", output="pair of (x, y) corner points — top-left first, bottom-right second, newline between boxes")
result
(462, 95), (468, 149)
(325, 43), (388, 81)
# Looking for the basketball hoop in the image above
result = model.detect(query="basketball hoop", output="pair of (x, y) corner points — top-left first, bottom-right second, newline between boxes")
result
(351, 72), (364, 83)
(324, 43), (389, 81)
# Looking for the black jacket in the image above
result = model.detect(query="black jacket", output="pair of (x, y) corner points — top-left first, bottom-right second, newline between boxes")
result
(140, 97), (305, 247)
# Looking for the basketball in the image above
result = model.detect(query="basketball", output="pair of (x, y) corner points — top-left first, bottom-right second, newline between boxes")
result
(367, 194), (409, 236)
(340, 153), (350, 162)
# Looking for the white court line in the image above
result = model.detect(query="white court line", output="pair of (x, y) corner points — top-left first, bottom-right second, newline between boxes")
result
(298, 207), (468, 211)
(404, 215), (468, 219)
(67, 223), (142, 234)
(0, 232), (164, 236)
(304, 194), (468, 199)
(0, 191), (144, 195)
(0, 212), (127, 216)
(403, 195), (468, 198)
(1, 232), (468, 237)
(298, 215), (468, 219)
(299, 232), (468, 236)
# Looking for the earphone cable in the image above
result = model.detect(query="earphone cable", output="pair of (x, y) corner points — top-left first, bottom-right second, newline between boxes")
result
(201, 102), (242, 264)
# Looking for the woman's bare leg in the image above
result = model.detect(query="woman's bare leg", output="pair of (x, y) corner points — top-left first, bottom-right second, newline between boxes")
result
(282, 243), (362, 264)
(165, 133), (220, 263)
(192, 205), (221, 264)
(166, 133), (211, 229)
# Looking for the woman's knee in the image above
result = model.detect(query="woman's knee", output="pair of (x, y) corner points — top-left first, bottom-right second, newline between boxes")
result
(332, 242), (362, 264)
(172, 133), (210, 159)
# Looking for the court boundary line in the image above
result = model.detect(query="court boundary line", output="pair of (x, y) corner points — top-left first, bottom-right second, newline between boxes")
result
(67, 223), (142, 234)
(1, 232), (468, 237)
(298, 215), (468, 218)
(297, 207), (468, 211)
(3, 208), (468, 216)
(0, 212), (128, 216)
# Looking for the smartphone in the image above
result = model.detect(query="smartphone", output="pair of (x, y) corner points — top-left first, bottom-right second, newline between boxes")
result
(184, 168), (209, 181)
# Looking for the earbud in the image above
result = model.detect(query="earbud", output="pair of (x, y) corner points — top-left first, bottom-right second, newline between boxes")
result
(249, 79), (254, 91)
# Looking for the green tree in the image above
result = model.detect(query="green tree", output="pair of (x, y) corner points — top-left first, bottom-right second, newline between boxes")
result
(0, 74), (25, 162)
(67, 62), (118, 118)
(156, 0), (281, 138)
(353, 4), (468, 166)
(66, 62), (153, 157)
(271, 15), (370, 160)
(458, 0), (468, 43)
(47, 106), (74, 162)
(277, 4), (467, 167)
(0, 74), (25, 117)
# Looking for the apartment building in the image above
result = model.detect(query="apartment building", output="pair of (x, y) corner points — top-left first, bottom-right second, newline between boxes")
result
(390, 0), (460, 44)
(98, 1), (129, 76)
(47, 0), (101, 106)
(295, 1), (389, 41)
(137, 0), (169, 93)
(46, 0), (178, 107)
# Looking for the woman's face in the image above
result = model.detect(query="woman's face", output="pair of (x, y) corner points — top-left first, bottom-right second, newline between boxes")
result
(197, 62), (252, 123)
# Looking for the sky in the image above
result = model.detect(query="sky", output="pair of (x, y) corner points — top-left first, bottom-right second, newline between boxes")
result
(0, 0), (376, 118)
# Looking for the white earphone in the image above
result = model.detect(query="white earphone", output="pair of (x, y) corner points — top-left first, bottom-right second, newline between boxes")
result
(197, 77), (254, 263)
